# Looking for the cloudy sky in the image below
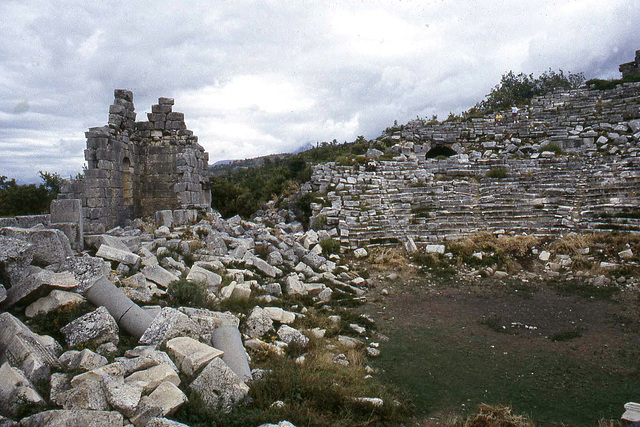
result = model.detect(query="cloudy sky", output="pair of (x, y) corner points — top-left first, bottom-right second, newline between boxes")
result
(1, 0), (639, 183)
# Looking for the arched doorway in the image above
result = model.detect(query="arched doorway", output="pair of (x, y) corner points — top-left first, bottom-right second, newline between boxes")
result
(425, 145), (458, 159)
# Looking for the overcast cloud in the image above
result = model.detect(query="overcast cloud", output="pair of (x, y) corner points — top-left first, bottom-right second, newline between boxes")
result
(1, 0), (639, 182)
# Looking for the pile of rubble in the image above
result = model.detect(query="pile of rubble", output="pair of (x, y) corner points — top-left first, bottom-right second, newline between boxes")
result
(0, 208), (377, 426)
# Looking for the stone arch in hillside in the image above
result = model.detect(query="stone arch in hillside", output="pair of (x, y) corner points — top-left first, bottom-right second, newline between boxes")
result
(425, 145), (457, 158)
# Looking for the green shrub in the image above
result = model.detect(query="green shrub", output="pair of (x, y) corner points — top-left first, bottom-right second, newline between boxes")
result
(311, 214), (327, 230)
(540, 142), (563, 154)
(167, 278), (208, 308)
(0, 171), (61, 217)
(586, 74), (640, 90)
(319, 238), (340, 256)
(26, 301), (94, 343)
(486, 167), (508, 179)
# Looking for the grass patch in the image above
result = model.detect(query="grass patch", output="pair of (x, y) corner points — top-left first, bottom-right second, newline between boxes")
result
(167, 278), (209, 308)
(550, 279), (620, 301)
(486, 167), (508, 179)
(539, 142), (563, 155)
(319, 238), (340, 256)
(549, 327), (583, 342)
(478, 314), (509, 334)
(410, 205), (434, 218)
(374, 323), (639, 425)
(412, 252), (457, 278)
(26, 301), (94, 344)
(175, 348), (412, 427)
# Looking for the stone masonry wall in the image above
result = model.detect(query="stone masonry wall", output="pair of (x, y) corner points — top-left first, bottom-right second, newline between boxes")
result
(388, 82), (640, 157)
(58, 90), (210, 234)
(310, 84), (640, 250)
(311, 157), (640, 250)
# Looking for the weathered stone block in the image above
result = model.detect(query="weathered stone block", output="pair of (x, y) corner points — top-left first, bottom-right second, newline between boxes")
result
(60, 306), (119, 348)
(189, 358), (249, 414)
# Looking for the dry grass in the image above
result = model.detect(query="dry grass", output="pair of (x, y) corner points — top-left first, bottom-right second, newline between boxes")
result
(550, 233), (595, 255)
(459, 404), (533, 427)
(367, 247), (409, 270)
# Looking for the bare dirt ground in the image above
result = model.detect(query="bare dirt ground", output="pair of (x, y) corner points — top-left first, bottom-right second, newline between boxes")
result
(363, 266), (640, 426)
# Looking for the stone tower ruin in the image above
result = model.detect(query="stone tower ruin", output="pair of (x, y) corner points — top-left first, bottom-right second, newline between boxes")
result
(58, 89), (211, 234)
(620, 50), (640, 79)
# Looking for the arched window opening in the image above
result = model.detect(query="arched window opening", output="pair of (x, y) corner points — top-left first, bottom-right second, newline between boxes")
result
(425, 145), (458, 159)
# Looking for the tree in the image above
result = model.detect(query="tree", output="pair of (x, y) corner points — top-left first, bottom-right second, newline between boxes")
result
(0, 171), (61, 217)
(473, 69), (585, 114)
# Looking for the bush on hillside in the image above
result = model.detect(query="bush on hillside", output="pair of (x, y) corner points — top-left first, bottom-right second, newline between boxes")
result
(472, 69), (585, 114)
(0, 171), (62, 217)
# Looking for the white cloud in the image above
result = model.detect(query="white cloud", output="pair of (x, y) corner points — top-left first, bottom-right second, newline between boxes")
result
(0, 0), (639, 182)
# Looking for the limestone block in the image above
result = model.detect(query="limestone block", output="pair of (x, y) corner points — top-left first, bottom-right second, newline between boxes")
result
(353, 248), (368, 258)
(285, 274), (308, 296)
(619, 248), (634, 260)
(302, 252), (326, 270)
(178, 307), (239, 343)
(60, 377), (109, 410)
(0, 235), (33, 287)
(155, 210), (174, 228)
(25, 290), (85, 318)
(96, 244), (141, 266)
(425, 244), (445, 254)
(538, 250), (551, 261)
(263, 307), (296, 324)
(262, 282), (282, 296)
(404, 236), (418, 254)
(0, 312), (61, 383)
(0, 226), (72, 266)
(266, 250), (283, 266)
(59, 349), (107, 372)
(19, 409), (123, 427)
(189, 357), (249, 414)
(155, 226), (171, 238)
(277, 325), (309, 348)
(623, 402), (640, 422)
(294, 262), (315, 277)
(304, 282), (327, 296)
(97, 234), (131, 252)
(139, 307), (200, 346)
(219, 282), (249, 300)
(125, 364), (180, 393)
(60, 306), (119, 348)
(69, 363), (124, 388)
(245, 255), (278, 278)
(121, 346), (179, 374)
(131, 381), (188, 426)
(0, 285), (5, 305)
(61, 255), (111, 293)
(102, 375), (143, 418)
(142, 265), (179, 288)
(0, 362), (46, 418)
(186, 265), (222, 288)
(1, 266), (50, 309)
(244, 306), (275, 338)
(165, 336), (224, 377)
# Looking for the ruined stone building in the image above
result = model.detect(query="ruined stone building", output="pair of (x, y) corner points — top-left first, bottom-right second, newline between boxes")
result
(620, 50), (640, 78)
(58, 90), (211, 234)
